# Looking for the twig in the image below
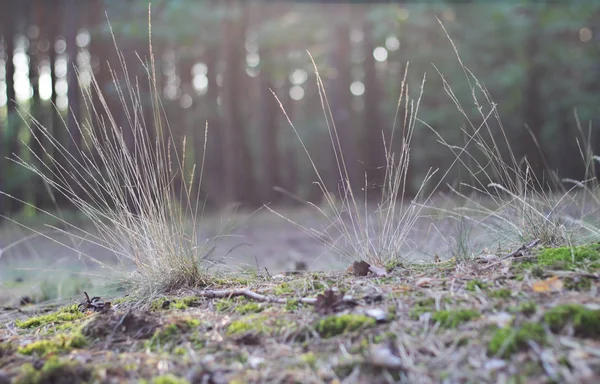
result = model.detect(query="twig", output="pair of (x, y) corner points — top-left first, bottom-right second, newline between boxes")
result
(193, 288), (354, 306)
(479, 239), (541, 270)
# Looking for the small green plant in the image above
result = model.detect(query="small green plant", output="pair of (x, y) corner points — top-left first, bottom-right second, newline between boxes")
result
(489, 288), (512, 299)
(432, 309), (480, 328)
(315, 314), (376, 338)
(488, 322), (546, 358)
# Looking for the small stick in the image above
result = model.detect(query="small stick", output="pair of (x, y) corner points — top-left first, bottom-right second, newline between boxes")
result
(193, 288), (354, 306)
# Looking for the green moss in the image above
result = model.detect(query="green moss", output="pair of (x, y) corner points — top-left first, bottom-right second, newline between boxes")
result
(409, 298), (435, 320)
(564, 277), (592, 291)
(432, 309), (480, 328)
(315, 314), (376, 338)
(234, 302), (264, 315)
(149, 374), (189, 384)
(150, 296), (200, 311)
(14, 305), (86, 329)
(215, 298), (234, 312)
(543, 304), (600, 338)
(145, 318), (200, 351)
(536, 244), (600, 270)
(226, 314), (269, 336)
(489, 288), (512, 299)
(285, 300), (300, 312)
(466, 279), (488, 292)
(300, 352), (317, 369)
(18, 333), (87, 356)
(488, 322), (546, 358)
(272, 282), (294, 295)
(518, 301), (537, 316)
(0, 342), (15, 358)
(15, 356), (93, 384)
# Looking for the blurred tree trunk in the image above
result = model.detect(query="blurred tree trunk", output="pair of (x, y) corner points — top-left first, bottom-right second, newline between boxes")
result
(521, 11), (546, 186)
(221, 0), (257, 205)
(3, 3), (23, 214)
(29, 0), (46, 209)
(327, 6), (358, 196)
(257, 44), (280, 203)
(202, 46), (225, 206)
(362, 13), (386, 197)
(280, 59), (298, 201)
(64, 0), (82, 161)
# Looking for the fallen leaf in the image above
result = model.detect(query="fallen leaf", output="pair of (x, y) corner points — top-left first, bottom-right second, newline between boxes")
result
(532, 275), (563, 293)
(314, 289), (357, 315)
(415, 277), (435, 287)
(369, 265), (388, 277)
(352, 261), (371, 277)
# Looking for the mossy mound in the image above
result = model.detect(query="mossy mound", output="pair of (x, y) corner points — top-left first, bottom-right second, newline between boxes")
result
(15, 356), (93, 384)
(14, 305), (87, 329)
(432, 309), (480, 328)
(17, 333), (87, 356)
(535, 244), (600, 270)
(543, 304), (600, 338)
(488, 322), (546, 358)
(315, 314), (376, 338)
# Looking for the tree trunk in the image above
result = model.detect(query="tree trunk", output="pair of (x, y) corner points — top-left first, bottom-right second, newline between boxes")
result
(362, 13), (386, 197)
(221, 0), (257, 205)
(327, 6), (358, 196)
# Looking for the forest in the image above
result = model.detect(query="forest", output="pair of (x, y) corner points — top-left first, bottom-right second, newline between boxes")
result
(0, 0), (599, 215)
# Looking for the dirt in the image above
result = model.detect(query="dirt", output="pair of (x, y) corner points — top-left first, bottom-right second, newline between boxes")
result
(1, 243), (600, 383)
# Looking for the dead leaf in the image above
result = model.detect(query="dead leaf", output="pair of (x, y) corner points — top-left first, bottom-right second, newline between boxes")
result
(365, 308), (388, 322)
(352, 261), (371, 277)
(415, 277), (435, 287)
(367, 343), (403, 369)
(369, 265), (388, 277)
(314, 289), (357, 315)
(532, 275), (564, 293)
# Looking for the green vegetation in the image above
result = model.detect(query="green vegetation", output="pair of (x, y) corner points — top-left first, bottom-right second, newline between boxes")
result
(488, 322), (547, 358)
(315, 314), (376, 338)
(534, 245), (600, 270)
(15, 356), (93, 384)
(14, 305), (87, 329)
(489, 288), (512, 299)
(226, 314), (270, 336)
(432, 309), (480, 328)
(151, 297), (200, 311)
(543, 304), (600, 338)
(409, 298), (435, 320)
(17, 333), (87, 356)
(466, 280), (488, 292)
(143, 374), (189, 384)
(145, 318), (201, 351)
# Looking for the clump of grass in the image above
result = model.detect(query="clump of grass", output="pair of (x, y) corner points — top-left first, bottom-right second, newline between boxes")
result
(268, 55), (437, 268)
(543, 304), (600, 338)
(425, 21), (584, 254)
(18, 333), (87, 356)
(488, 322), (547, 358)
(4, 15), (225, 304)
(315, 314), (376, 338)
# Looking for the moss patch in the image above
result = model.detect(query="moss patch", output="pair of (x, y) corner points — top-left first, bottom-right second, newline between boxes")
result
(488, 322), (546, 358)
(150, 296), (200, 311)
(432, 309), (480, 328)
(15, 356), (93, 384)
(14, 305), (87, 329)
(409, 298), (435, 320)
(535, 244), (600, 270)
(489, 288), (512, 299)
(145, 318), (200, 351)
(543, 304), (600, 338)
(315, 314), (376, 338)
(466, 279), (488, 292)
(18, 332), (87, 356)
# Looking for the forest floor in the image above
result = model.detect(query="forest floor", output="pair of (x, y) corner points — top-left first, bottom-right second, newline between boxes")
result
(1, 219), (600, 383)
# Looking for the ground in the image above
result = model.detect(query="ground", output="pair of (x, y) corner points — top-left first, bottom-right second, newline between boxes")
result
(1, 228), (600, 383)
